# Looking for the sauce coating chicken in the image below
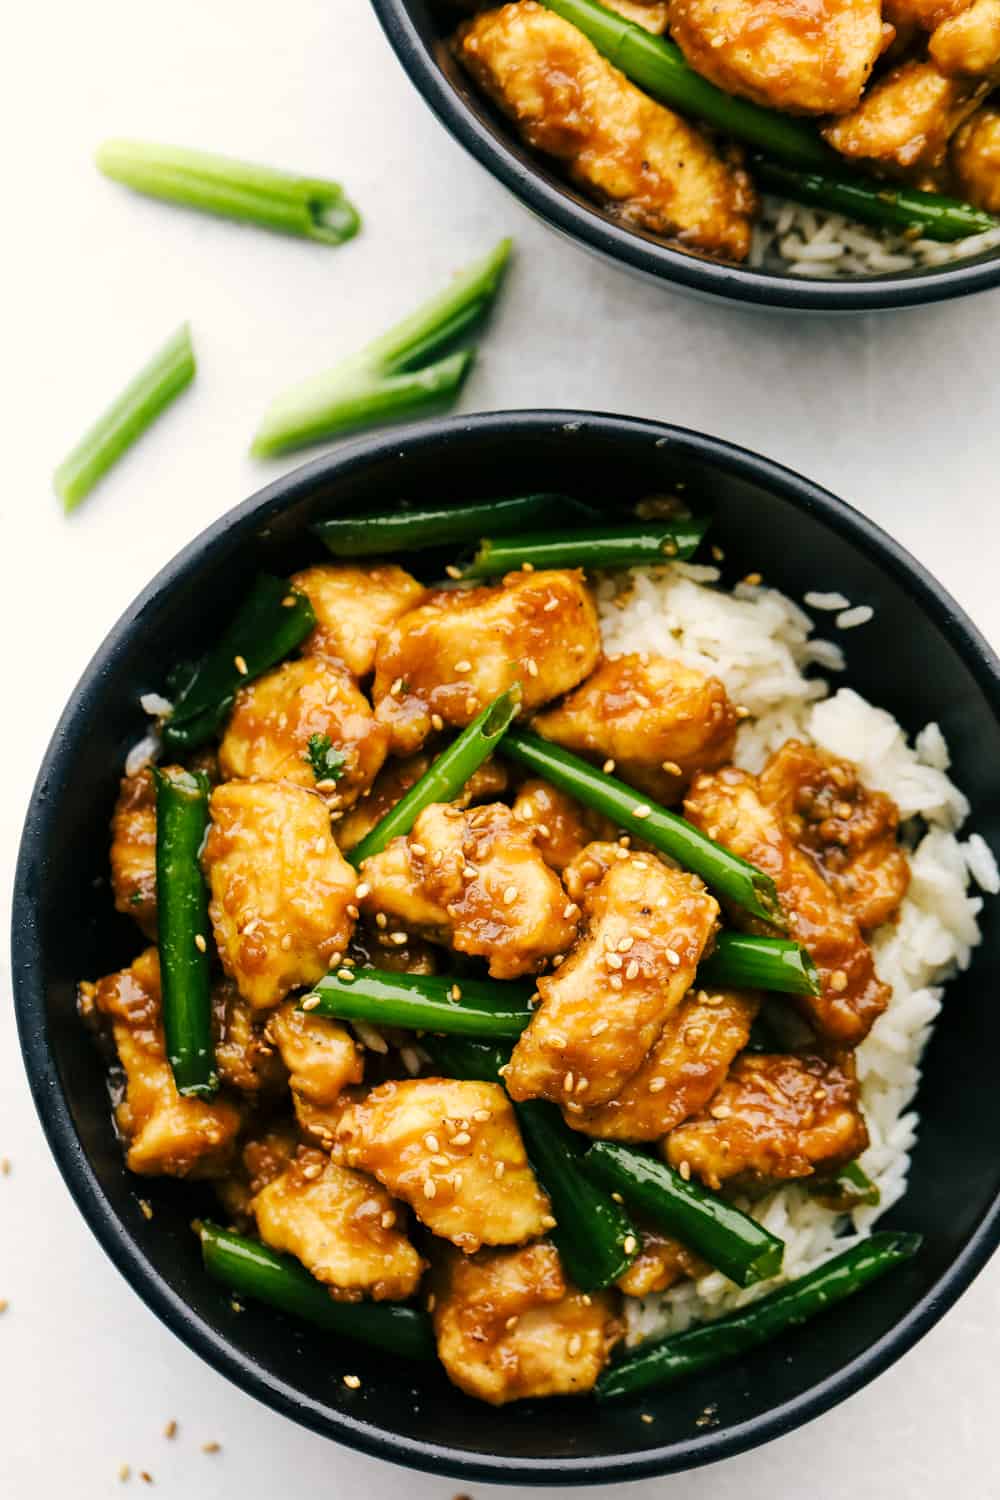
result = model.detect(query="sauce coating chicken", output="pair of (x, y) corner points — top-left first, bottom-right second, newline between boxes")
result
(79, 948), (241, 1178)
(759, 741), (910, 930)
(565, 988), (759, 1140)
(266, 1000), (364, 1113)
(336, 1078), (553, 1252)
(511, 777), (612, 871)
(203, 780), (358, 1010)
(930, 0), (1000, 73)
(372, 567), (601, 755)
(506, 847), (720, 1108)
(432, 1242), (621, 1403)
(950, 102), (1000, 205)
(359, 801), (578, 979)
(457, 4), (756, 261)
(214, 1121), (299, 1227)
(336, 752), (509, 853)
(253, 1147), (425, 1301)
(616, 1227), (709, 1297)
(109, 767), (163, 937)
(665, 1051), (868, 1190)
(532, 652), (739, 805)
(823, 59), (986, 169)
(218, 657), (389, 809)
(685, 767), (890, 1044)
(290, 563), (427, 677)
(670, 0), (888, 115)
(212, 979), (287, 1096)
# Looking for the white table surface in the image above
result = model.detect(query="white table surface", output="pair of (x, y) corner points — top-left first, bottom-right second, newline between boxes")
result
(5, 0), (999, 1493)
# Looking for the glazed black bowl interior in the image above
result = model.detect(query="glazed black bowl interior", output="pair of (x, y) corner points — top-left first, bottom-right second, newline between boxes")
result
(13, 411), (1000, 1484)
(370, 0), (1000, 312)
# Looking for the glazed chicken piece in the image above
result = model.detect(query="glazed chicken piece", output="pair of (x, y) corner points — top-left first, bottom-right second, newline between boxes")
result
(617, 1228), (709, 1297)
(432, 1242), (621, 1404)
(823, 60), (986, 169)
(506, 848), (719, 1108)
(532, 652), (739, 806)
(79, 948), (241, 1178)
(665, 1052), (869, 1191)
(358, 801), (578, 979)
(203, 780), (358, 1010)
(883, 0), (965, 27)
(336, 752), (509, 853)
(253, 1147), (425, 1301)
(266, 1001), (364, 1120)
(759, 741), (910, 931)
(930, 0), (1000, 76)
(214, 1120), (299, 1226)
(290, 563), (427, 677)
(456, 4), (757, 261)
(950, 102), (1000, 206)
(685, 767), (890, 1045)
(109, 767), (164, 937)
(336, 1078), (553, 1252)
(510, 777), (613, 872)
(372, 566), (601, 755)
(669, 0), (887, 115)
(604, 0), (670, 30)
(218, 657), (389, 809)
(211, 979), (287, 1096)
(564, 988), (759, 1140)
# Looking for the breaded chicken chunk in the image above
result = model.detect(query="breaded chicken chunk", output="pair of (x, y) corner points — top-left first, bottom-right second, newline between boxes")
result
(253, 1147), (425, 1301)
(565, 988), (759, 1140)
(266, 1000), (364, 1114)
(79, 948), (241, 1178)
(759, 741), (910, 931)
(359, 802), (578, 979)
(109, 767), (163, 937)
(617, 1228), (708, 1297)
(665, 1052), (868, 1191)
(533, 652), (738, 805)
(290, 563), (427, 678)
(203, 780), (358, 1010)
(372, 567), (601, 755)
(336, 1078), (552, 1252)
(506, 848), (719, 1108)
(931, 0), (1000, 72)
(950, 102), (1000, 206)
(432, 1242), (621, 1403)
(336, 752), (508, 853)
(218, 656), (389, 809)
(214, 1120), (299, 1226)
(669, 0), (887, 115)
(211, 978), (287, 1096)
(685, 766), (890, 1045)
(823, 60), (986, 169)
(457, 3), (756, 260)
(511, 777), (613, 871)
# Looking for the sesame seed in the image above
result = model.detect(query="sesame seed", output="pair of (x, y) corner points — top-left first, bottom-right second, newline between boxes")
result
(625, 960), (640, 980)
(661, 760), (682, 776)
(346, 904), (360, 920)
(525, 658), (539, 678)
(337, 968), (355, 982)
(431, 713), (444, 731)
(494, 1162), (506, 1179)
(355, 882), (370, 900)
(138, 1199), (154, 1220)
(139, 1474), (153, 1486)
(665, 948), (680, 966)
(607, 952), (623, 970)
(830, 969), (848, 992)
(544, 597), (559, 612)
(390, 678), (404, 696)
(163, 1421), (177, 1440)
(381, 1210), (396, 1228)
(375, 912), (388, 929)
(234, 655), (248, 675)
(563, 902), (579, 919)
(610, 975), (623, 991)
(450, 984), (462, 1002)
(465, 695), (479, 716)
(567, 1333), (583, 1358)
(633, 803), (652, 820)
(201, 1441), (221, 1454)
(648, 1077), (667, 1094)
(641, 1412), (654, 1424)
(552, 953), (564, 966)
(455, 659), (472, 673)
(410, 842), (427, 858)
(611, 1191), (624, 1204)
(390, 931), (408, 945)
(541, 1214), (557, 1229)
(679, 1159), (692, 1181)
(623, 1235), (638, 1255)
(743, 572), (762, 587)
(282, 594), (298, 607)
(590, 1019), (609, 1037)
(426, 1292), (436, 1311)
(2, 1158), (11, 1175)
(615, 847), (630, 860)
(618, 936), (634, 952)
(521, 560), (535, 572)
(710, 1103), (732, 1119)
(472, 1107), (492, 1122)
(118, 1464), (131, 1482)
(300, 1161), (323, 1180)
(503, 884), (519, 905)
(194, 933), (207, 954)
(424, 1133), (440, 1152)
(423, 1178), (437, 1200)
(563, 1071), (575, 1093)
(575, 1076), (589, 1094)
(445, 564), (463, 580)
(452, 1131), (472, 1147)
(581, 1293), (593, 1306)
(463, 864), (478, 880)
(505, 1314), (520, 1331)
(343, 1374), (361, 1390)
(603, 759), (616, 774)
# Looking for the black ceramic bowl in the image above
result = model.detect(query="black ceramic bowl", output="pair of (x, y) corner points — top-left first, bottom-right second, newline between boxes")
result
(13, 411), (1000, 1483)
(370, 0), (1000, 312)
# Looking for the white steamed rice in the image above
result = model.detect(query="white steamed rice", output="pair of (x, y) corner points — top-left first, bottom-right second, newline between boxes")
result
(752, 195), (1000, 280)
(595, 563), (998, 1345)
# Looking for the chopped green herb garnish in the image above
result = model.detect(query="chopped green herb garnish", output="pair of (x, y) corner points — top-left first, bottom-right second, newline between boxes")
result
(304, 733), (347, 782)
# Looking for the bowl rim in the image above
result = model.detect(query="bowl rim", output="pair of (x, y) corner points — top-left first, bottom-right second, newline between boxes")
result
(12, 409), (1000, 1483)
(369, 0), (1000, 313)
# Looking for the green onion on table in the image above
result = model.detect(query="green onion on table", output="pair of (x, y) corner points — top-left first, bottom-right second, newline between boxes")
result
(537, 0), (1000, 243)
(154, 767), (217, 1098)
(346, 686), (522, 865)
(460, 518), (710, 577)
(199, 1223), (435, 1359)
(161, 575), (316, 753)
(313, 494), (601, 557)
(96, 140), (361, 244)
(501, 730), (785, 927)
(53, 323), (196, 512)
(596, 1231), (921, 1398)
(251, 238), (512, 457)
(583, 1140), (784, 1288)
(422, 1035), (639, 1291)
